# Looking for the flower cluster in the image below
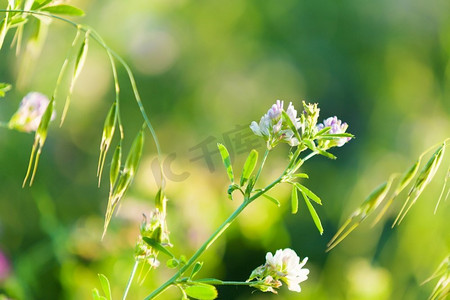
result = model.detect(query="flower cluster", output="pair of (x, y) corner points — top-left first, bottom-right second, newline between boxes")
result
(248, 248), (309, 293)
(317, 116), (351, 148)
(8, 92), (55, 133)
(250, 100), (301, 149)
(251, 100), (352, 151)
(134, 209), (171, 268)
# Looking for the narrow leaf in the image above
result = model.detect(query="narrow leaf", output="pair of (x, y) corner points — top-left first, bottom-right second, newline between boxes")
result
(291, 186), (298, 214)
(217, 143), (234, 182)
(315, 126), (331, 137)
(300, 190), (323, 235)
(190, 262), (203, 279)
(40, 5), (85, 16)
(0, 18), (8, 50)
(185, 283), (218, 300)
(317, 149), (337, 160)
(262, 194), (280, 207)
(240, 149), (258, 186)
(142, 237), (175, 258)
(293, 173), (309, 179)
(294, 183), (322, 205)
(98, 274), (112, 300)
(320, 133), (354, 138)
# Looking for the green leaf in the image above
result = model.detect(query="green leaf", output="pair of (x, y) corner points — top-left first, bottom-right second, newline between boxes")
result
(185, 283), (218, 300)
(317, 149), (337, 160)
(299, 190), (323, 235)
(0, 82), (12, 98)
(142, 237), (175, 258)
(293, 173), (309, 179)
(31, 0), (53, 10)
(303, 139), (316, 151)
(262, 194), (280, 207)
(166, 258), (179, 269)
(291, 186), (298, 214)
(315, 126), (331, 136)
(98, 274), (112, 300)
(294, 183), (322, 205)
(190, 262), (203, 279)
(40, 5), (85, 16)
(217, 143), (234, 182)
(240, 149), (258, 186)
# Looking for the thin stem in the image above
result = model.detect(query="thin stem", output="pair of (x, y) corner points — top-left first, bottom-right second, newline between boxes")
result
(253, 149), (269, 185)
(144, 171), (286, 300)
(123, 260), (139, 300)
(144, 199), (251, 300)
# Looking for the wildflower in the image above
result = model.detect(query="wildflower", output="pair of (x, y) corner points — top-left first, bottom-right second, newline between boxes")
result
(250, 100), (301, 149)
(317, 116), (351, 147)
(248, 248), (309, 293)
(8, 92), (55, 133)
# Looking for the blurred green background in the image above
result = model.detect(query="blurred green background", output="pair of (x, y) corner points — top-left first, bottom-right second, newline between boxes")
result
(0, 0), (449, 299)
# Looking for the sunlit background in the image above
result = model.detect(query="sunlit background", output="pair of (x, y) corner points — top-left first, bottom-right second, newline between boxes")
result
(0, 0), (449, 299)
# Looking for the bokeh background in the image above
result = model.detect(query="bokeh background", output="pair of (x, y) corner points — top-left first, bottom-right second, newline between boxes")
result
(0, 0), (449, 299)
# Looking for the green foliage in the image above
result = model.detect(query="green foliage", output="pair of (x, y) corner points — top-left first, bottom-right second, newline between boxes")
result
(217, 143), (234, 183)
(240, 149), (258, 186)
(184, 283), (218, 300)
(40, 5), (85, 16)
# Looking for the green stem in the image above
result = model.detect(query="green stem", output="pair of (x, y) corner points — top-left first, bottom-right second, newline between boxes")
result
(122, 260), (139, 300)
(144, 199), (250, 299)
(144, 173), (285, 300)
(253, 148), (269, 185)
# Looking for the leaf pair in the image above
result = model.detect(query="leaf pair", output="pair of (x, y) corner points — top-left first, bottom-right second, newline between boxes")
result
(217, 143), (258, 198)
(102, 128), (144, 239)
(291, 183), (323, 234)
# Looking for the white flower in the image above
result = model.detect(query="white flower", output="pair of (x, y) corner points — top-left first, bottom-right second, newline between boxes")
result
(317, 116), (351, 147)
(265, 248), (309, 292)
(250, 100), (301, 149)
(8, 92), (55, 133)
(248, 248), (309, 294)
